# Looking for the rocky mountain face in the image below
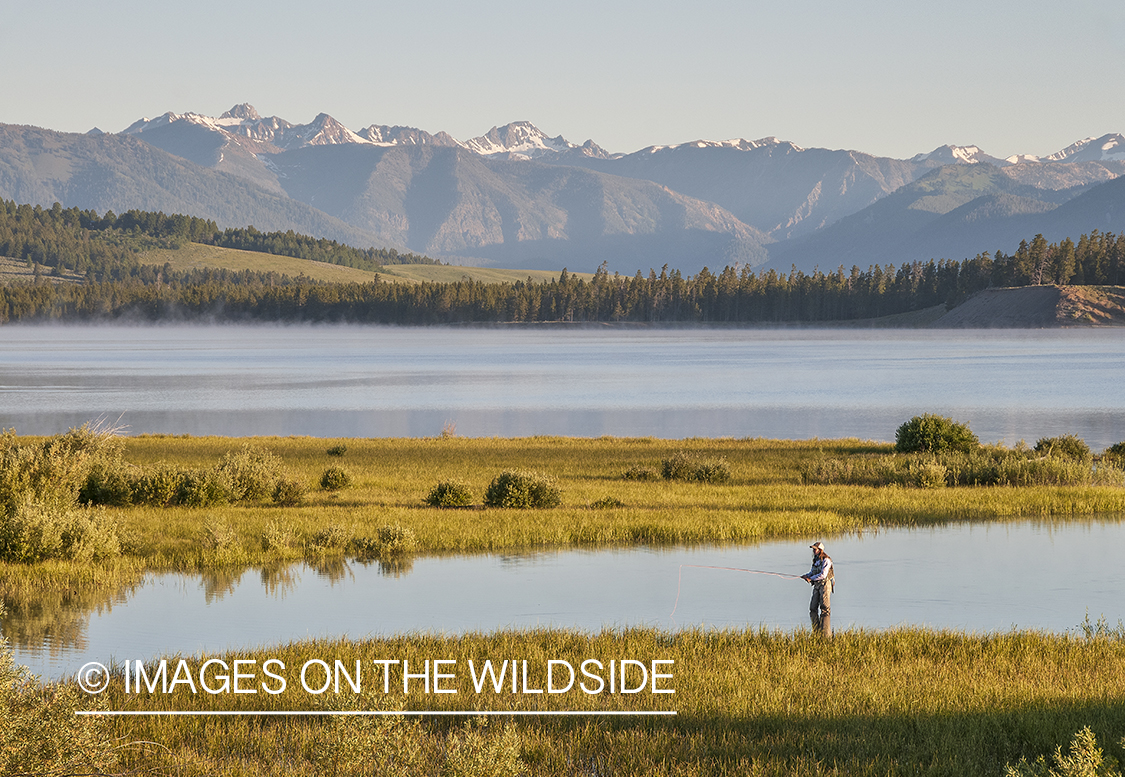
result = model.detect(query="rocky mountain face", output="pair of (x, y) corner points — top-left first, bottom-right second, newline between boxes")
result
(3, 104), (1122, 275)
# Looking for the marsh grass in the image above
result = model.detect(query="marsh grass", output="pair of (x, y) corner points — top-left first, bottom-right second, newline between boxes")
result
(0, 434), (1118, 576)
(50, 627), (1125, 776)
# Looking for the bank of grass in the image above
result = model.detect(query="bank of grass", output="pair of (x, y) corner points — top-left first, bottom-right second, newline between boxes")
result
(4, 435), (1125, 573)
(34, 627), (1125, 776)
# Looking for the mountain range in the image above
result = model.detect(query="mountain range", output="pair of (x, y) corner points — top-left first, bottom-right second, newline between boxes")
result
(3, 103), (1123, 274)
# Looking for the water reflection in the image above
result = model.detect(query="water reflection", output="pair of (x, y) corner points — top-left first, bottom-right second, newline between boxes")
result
(2, 516), (1120, 680)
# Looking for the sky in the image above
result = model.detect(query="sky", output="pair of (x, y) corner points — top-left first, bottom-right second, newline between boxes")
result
(2, 0), (1123, 160)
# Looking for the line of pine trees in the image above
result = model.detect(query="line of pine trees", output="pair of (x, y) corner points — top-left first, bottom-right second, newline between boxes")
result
(0, 200), (435, 278)
(1, 199), (1123, 324)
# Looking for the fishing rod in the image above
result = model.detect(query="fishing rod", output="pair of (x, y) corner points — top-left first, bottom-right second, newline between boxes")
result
(670, 564), (804, 618)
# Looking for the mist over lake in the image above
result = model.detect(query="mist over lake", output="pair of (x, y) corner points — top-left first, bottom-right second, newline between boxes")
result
(1, 324), (1122, 448)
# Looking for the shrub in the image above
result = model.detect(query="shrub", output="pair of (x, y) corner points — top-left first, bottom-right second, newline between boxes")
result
(320, 466), (352, 491)
(483, 471), (561, 509)
(273, 477), (306, 507)
(307, 523), (353, 553)
(426, 480), (474, 508)
(260, 519), (293, 551)
(909, 461), (948, 489)
(353, 525), (418, 558)
(0, 503), (119, 563)
(591, 496), (625, 508)
(176, 468), (234, 507)
(79, 460), (135, 506)
(1035, 434), (1093, 462)
(623, 465), (660, 481)
(326, 444), (347, 457)
(1105, 442), (1125, 463)
(1003, 726), (1119, 777)
(894, 414), (979, 454)
(130, 462), (186, 506)
(661, 451), (731, 483)
(217, 446), (282, 501)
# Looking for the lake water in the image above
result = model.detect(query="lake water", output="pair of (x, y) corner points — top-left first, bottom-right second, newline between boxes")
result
(0, 324), (1123, 447)
(5, 518), (1119, 680)
(1, 324), (1122, 680)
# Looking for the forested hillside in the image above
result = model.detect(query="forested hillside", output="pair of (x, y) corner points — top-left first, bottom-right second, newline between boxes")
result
(1, 199), (1122, 325)
(0, 200), (434, 281)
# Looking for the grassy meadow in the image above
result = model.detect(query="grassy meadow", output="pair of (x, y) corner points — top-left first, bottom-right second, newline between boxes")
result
(21, 434), (1125, 570)
(3, 433), (1125, 776)
(136, 242), (594, 286)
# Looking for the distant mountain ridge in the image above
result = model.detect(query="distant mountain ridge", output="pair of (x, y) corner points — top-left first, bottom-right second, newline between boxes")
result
(1, 103), (1121, 275)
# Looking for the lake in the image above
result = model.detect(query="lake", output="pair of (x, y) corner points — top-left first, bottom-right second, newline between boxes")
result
(1, 324), (1122, 680)
(5, 518), (1118, 680)
(1, 324), (1123, 447)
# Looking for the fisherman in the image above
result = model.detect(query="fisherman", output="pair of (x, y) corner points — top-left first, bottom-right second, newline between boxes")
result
(801, 541), (834, 635)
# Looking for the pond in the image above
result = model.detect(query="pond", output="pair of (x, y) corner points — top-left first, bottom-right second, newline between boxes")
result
(5, 517), (1118, 680)
(0, 325), (1123, 447)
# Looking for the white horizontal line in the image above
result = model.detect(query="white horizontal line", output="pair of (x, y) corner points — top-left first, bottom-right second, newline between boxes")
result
(77, 710), (677, 717)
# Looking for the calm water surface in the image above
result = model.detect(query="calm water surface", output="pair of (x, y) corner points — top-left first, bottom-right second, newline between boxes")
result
(0, 325), (1123, 446)
(6, 519), (1120, 680)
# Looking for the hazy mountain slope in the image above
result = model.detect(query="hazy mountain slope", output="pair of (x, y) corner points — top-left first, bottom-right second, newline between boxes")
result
(764, 164), (1088, 271)
(543, 140), (921, 240)
(262, 144), (769, 273)
(0, 124), (386, 248)
(1034, 174), (1125, 239)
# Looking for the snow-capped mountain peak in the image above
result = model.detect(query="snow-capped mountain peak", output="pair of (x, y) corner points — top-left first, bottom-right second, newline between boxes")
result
(285, 113), (368, 147)
(462, 121), (578, 159)
(1045, 133), (1125, 163)
(910, 144), (1004, 166)
(640, 136), (801, 154)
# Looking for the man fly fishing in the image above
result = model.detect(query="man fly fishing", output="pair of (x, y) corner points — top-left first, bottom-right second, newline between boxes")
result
(801, 541), (834, 635)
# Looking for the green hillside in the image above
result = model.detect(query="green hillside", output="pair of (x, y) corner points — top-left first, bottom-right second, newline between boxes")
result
(137, 243), (591, 285)
(137, 243), (389, 284)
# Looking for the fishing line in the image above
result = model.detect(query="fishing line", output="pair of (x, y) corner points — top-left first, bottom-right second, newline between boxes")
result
(669, 564), (803, 618)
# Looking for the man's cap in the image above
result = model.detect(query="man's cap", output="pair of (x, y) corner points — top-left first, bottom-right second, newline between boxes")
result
(810, 541), (826, 551)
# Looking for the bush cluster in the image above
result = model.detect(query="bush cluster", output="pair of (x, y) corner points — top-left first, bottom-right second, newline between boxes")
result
(483, 471), (561, 509)
(661, 451), (731, 484)
(805, 417), (1125, 489)
(622, 465), (660, 481)
(320, 466), (352, 491)
(80, 445), (294, 509)
(1034, 434), (1093, 462)
(426, 480), (475, 508)
(894, 414), (979, 454)
(0, 425), (123, 563)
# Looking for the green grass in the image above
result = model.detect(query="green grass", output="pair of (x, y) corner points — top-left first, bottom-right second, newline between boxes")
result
(137, 243), (386, 284)
(4, 434), (1125, 775)
(22, 627), (1125, 776)
(6, 435), (1124, 574)
(134, 244), (594, 286)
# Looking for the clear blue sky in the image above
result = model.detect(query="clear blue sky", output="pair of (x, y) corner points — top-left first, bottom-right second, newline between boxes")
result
(2, 0), (1122, 159)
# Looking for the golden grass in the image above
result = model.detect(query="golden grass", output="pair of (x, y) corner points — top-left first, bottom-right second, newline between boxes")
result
(67, 628), (1125, 776)
(96, 435), (1125, 567)
(137, 243), (387, 284)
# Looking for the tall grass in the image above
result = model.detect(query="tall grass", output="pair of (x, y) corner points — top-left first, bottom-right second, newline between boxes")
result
(41, 627), (1125, 776)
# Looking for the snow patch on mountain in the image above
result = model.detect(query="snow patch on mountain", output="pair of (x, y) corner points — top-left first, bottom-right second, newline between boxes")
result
(1046, 133), (1125, 163)
(461, 121), (578, 159)
(910, 144), (1005, 166)
(641, 136), (799, 154)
